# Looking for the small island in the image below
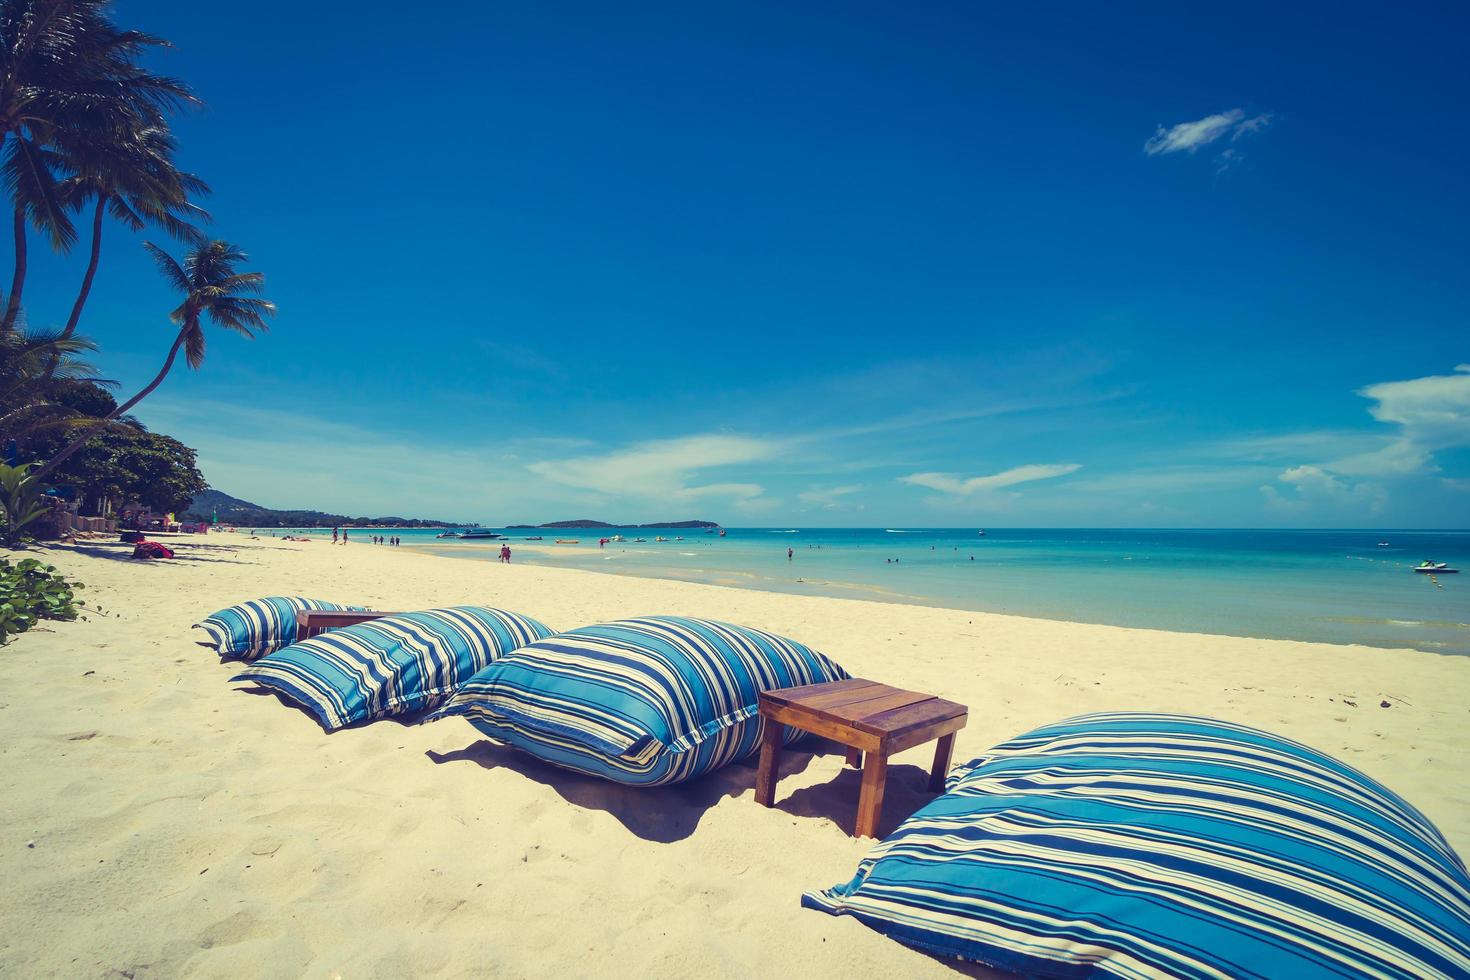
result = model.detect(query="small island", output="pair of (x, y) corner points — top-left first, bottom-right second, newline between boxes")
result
(183, 489), (468, 529)
(505, 519), (721, 530)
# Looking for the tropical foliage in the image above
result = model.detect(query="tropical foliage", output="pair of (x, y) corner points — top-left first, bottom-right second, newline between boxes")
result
(1, 0), (195, 331)
(34, 406), (206, 515)
(0, 460), (49, 544)
(0, 556), (83, 644)
(33, 239), (274, 480)
(0, 0), (272, 521)
(0, 322), (106, 444)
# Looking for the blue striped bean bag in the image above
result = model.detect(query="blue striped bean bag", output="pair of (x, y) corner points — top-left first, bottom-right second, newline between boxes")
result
(231, 606), (554, 731)
(194, 596), (369, 661)
(431, 616), (850, 786)
(804, 712), (1470, 979)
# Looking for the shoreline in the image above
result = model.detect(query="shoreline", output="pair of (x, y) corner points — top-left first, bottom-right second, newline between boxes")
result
(4, 535), (1469, 976)
(243, 529), (1470, 657)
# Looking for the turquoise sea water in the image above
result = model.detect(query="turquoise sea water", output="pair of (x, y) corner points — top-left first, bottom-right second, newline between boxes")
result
(261, 527), (1469, 656)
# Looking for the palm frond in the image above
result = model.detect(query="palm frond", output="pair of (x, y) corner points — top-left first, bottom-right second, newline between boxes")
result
(141, 239), (190, 292)
(182, 322), (205, 369)
(4, 133), (76, 249)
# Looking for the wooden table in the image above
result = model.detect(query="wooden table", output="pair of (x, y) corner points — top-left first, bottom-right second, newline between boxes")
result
(754, 678), (968, 838)
(296, 610), (396, 640)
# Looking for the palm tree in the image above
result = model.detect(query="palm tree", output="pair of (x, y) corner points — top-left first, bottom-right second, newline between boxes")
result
(32, 239), (274, 480)
(53, 123), (209, 351)
(0, 0), (195, 333)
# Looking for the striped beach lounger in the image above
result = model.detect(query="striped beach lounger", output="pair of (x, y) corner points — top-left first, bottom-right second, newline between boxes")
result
(431, 616), (850, 786)
(804, 711), (1470, 978)
(195, 596), (369, 661)
(232, 606), (553, 730)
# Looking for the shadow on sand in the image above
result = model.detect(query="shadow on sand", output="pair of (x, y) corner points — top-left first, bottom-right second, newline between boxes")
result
(426, 738), (1002, 977)
(51, 541), (253, 565)
(229, 683), (999, 976)
(426, 737), (946, 844)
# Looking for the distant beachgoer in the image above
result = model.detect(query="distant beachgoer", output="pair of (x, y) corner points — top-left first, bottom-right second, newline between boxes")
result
(787, 547), (793, 561)
(332, 527), (339, 543)
(500, 544), (512, 564)
(342, 530), (349, 544)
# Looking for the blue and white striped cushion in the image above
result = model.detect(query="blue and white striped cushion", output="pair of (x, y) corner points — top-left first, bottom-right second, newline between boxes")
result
(231, 606), (554, 730)
(804, 712), (1470, 979)
(194, 596), (368, 661)
(431, 616), (850, 786)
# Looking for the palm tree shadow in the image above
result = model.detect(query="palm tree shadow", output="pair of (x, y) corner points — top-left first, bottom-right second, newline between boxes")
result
(57, 542), (252, 565)
(426, 738), (849, 844)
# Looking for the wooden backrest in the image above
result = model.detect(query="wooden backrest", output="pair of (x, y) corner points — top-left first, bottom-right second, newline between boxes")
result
(296, 609), (398, 640)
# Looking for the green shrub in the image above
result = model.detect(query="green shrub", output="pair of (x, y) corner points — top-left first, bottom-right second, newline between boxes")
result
(0, 558), (85, 645)
(1, 463), (52, 546)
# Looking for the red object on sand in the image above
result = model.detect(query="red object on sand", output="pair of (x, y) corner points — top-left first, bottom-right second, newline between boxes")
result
(131, 541), (175, 560)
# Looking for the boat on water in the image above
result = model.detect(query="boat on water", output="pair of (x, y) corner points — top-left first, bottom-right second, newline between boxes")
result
(1377, 541), (1390, 546)
(978, 529), (987, 536)
(459, 529), (503, 540)
(555, 538), (580, 544)
(524, 536), (543, 541)
(655, 536), (669, 542)
(610, 534), (625, 542)
(633, 537), (647, 543)
(435, 530), (461, 538)
(1415, 561), (1459, 574)
(718, 529), (726, 537)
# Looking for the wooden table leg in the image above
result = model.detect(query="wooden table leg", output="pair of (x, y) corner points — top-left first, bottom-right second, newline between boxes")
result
(844, 745), (862, 768)
(754, 719), (784, 807)
(854, 750), (889, 838)
(929, 732), (955, 792)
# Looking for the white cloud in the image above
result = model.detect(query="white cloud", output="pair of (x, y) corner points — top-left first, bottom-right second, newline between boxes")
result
(1248, 366), (1470, 516)
(1145, 109), (1272, 161)
(1071, 464), (1274, 494)
(1357, 365), (1470, 454)
(798, 485), (864, 509)
(899, 463), (1081, 496)
(528, 434), (780, 502)
(1206, 430), (1386, 462)
(1261, 465), (1386, 514)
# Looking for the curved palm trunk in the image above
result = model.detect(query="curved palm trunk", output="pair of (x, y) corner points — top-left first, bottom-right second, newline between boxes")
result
(38, 196), (109, 382)
(32, 325), (190, 482)
(61, 196), (107, 340)
(1, 206), (25, 335)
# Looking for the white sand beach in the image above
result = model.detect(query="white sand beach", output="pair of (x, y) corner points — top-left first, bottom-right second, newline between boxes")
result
(3, 534), (1468, 978)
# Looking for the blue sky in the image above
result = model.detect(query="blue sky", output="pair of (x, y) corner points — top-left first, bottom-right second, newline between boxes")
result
(21, 2), (1469, 526)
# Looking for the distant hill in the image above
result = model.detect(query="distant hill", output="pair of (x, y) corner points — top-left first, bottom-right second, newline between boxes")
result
(182, 489), (464, 529)
(505, 518), (721, 529)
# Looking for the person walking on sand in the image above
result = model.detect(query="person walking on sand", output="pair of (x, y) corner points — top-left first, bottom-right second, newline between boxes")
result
(332, 526), (339, 544)
(500, 544), (512, 563)
(342, 530), (349, 545)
